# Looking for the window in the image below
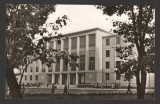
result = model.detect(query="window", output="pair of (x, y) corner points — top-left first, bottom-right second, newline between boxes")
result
(116, 73), (121, 80)
(55, 74), (59, 84)
(106, 62), (110, 69)
(106, 50), (110, 57)
(35, 75), (38, 80)
(36, 66), (39, 72)
(70, 53), (77, 71)
(89, 34), (95, 47)
(63, 39), (69, 50)
(30, 75), (32, 81)
(71, 37), (77, 49)
(25, 75), (27, 81)
(42, 64), (46, 72)
(62, 74), (67, 84)
(79, 52), (85, 71)
(106, 38), (110, 46)
(116, 61), (121, 68)
(49, 41), (54, 49)
(116, 37), (120, 44)
(63, 61), (68, 71)
(55, 62), (60, 72)
(48, 65), (53, 72)
(89, 51), (95, 70)
(30, 67), (33, 72)
(80, 36), (86, 48)
(105, 73), (109, 80)
(70, 74), (76, 84)
(56, 40), (61, 50)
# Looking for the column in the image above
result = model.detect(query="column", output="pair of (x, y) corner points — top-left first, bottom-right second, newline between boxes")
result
(76, 37), (80, 71)
(76, 72), (78, 85)
(68, 38), (71, 71)
(59, 73), (62, 84)
(85, 35), (89, 71)
(67, 73), (70, 88)
(52, 74), (55, 84)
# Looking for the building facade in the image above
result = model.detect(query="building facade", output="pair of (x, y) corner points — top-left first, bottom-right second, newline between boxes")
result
(21, 28), (154, 88)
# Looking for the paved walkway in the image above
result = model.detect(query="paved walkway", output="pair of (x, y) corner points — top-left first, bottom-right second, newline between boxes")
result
(24, 87), (154, 94)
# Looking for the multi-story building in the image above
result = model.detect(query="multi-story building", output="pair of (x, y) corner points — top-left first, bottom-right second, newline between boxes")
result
(21, 28), (154, 88)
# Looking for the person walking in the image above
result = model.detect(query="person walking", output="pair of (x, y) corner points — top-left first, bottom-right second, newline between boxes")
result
(126, 83), (132, 94)
(64, 84), (68, 94)
(51, 83), (55, 95)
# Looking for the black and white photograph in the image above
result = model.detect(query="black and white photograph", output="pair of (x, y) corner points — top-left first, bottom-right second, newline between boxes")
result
(5, 4), (155, 100)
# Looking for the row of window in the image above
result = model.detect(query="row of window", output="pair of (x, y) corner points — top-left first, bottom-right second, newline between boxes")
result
(24, 75), (38, 81)
(49, 34), (96, 50)
(105, 61), (121, 69)
(106, 37), (121, 46)
(105, 50), (121, 57)
(105, 73), (121, 80)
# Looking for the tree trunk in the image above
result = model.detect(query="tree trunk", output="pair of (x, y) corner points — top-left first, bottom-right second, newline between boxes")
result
(6, 66), (22, 98)
(136, 68), (147, 99)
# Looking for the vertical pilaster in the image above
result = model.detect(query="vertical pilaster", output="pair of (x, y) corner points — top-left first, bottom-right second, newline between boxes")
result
(52, 74), (55, 84)
(76, 72), (78, 85)
(59, 73), (62, 84)
(76, 37), (80, 71)
(85, 35), (89, 71)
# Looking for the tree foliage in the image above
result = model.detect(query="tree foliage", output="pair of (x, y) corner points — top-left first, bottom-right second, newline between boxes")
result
(6, 4), (69, 98)
(96, 5), (155, 99)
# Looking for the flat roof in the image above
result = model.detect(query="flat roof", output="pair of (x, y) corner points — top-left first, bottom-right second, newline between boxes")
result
(51, 28), (116, 39)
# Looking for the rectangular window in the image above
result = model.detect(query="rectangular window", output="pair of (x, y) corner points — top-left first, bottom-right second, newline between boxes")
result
(71, 37), (77, 49)
(116, 61), (121, 68)
(89, 51), (95, 70)
(63, 61), (68, 71)
(70, 74), (76, 84)
(48, 65), (53, 72)
(116, 37), (120, 44)
(63, 39), (69, 50)
(80, 36), (86, 48)
(116, 73), (121, 80)
(55, 74), (59, 84)
(36, 66), (39, 72)
(70, 53), (77, 71)
(105, 73), (109, 80)
(89, 34), (95, 47)
(42, 64), (46, 72)
(30, 75), (32, 81)
(35, 75), (38, 80)
(30, 67), (33, 72)
(106, 50), (110, 57)
(55, 62), (60, 72)
(106, 38), (110, 46)
(106, 62), (110, 69)
(25, 75), (27, 81)
(49, 41), (54, 49)
(62, 74), (67, 84)
(56, 40), (61, 50)
(79, 52), (85, 71)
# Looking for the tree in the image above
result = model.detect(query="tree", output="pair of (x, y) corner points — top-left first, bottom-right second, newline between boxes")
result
(6, 4), (68, 98)
(96, 5), (155, 99)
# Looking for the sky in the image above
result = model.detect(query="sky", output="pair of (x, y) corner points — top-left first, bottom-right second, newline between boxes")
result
(46, 5), (115, 34)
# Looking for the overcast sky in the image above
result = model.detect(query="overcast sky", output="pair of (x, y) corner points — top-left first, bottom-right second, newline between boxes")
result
(46, 5), (116, 34)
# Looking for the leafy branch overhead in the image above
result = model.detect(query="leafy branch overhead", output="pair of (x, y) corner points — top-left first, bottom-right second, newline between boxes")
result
(96, 5), (155, 99)
(6, 4), (69, 98)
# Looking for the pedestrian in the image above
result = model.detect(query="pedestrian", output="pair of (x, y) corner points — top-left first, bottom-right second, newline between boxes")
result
(64, 84), (68, 94)
(51, 83), (55, 95)
(126, 83), (132, 94)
